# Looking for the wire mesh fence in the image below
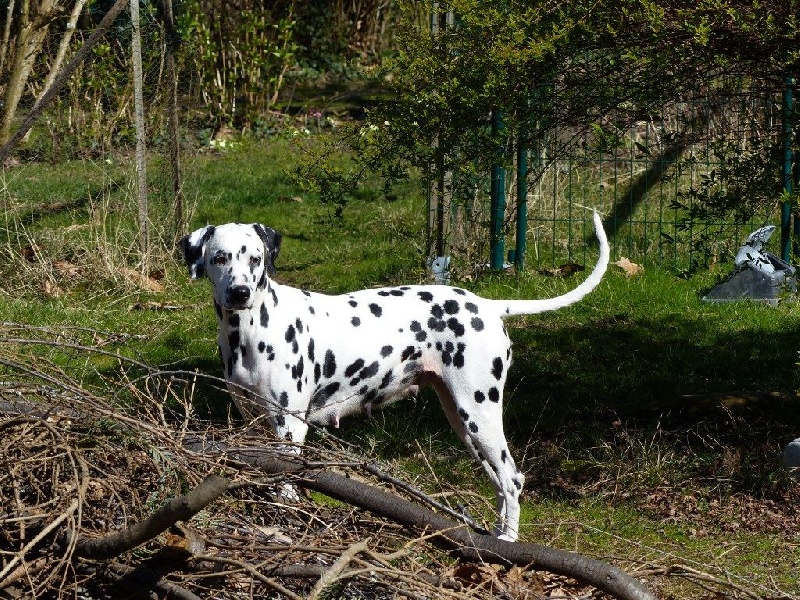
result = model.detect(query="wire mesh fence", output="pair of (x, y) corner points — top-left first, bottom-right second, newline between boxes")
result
(520, 82), (789, 272)
(429, 79), (791, 274)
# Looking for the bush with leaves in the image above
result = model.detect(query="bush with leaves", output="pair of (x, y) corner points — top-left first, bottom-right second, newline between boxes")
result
(296, 0), (800, 267)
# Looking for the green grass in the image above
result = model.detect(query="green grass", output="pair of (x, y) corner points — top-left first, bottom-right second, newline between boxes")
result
(1, 138), (798, 597)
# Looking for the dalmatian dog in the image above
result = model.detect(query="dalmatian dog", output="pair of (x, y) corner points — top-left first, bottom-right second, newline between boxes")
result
(180, 212), (609, 541)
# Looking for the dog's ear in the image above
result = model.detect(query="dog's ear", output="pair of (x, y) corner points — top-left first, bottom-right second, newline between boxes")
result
(253, 224), (282, 275)
(179, 225), (216, 279)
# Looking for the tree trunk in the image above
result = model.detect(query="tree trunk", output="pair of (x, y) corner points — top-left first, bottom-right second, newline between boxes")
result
(0, 0), (57, 145)
(32, 0), (88, 110)
(0, 0), (17, 71)
(160, 0), (183, 242)
(0, 0), (130, 164)
(131, 0), (149, 269)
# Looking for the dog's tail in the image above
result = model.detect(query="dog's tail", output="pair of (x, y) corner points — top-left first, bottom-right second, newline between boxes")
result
(495, 210), (609, 317)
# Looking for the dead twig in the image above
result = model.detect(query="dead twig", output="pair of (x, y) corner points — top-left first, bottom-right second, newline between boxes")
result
(308, 538), (370, 599)
(192, 554), (304, 600)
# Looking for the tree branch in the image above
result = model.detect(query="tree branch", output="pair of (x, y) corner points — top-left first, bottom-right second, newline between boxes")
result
(74, 474), (229, 560)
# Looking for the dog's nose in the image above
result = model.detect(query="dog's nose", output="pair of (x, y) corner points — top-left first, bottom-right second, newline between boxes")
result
(229, 285), (251, 306)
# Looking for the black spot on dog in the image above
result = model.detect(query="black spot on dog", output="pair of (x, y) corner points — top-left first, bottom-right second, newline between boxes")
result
(260, 302), (269, 328)
(228, 314), (240, 327)
(323, 351), (336, 378)
(468, 422), (479, 433)
(240, 345), (247, 358)
(228, 330), (240, 352)
(279, 391), (289, 407)
(351, 316), (361, 327)
(295, 318), (304, 334)
(258, 341), (266, 353)
(308, 306), (315, 315)
(428, 317), (447, 333)
(307, 339), (315, 362)
(314, 363), (321, 383)
(285, 324), (296, 343)
(431, 304), (444, 319)
(471, 317), (484, 331)
(380, 345), (393, 357)
(270, 287), (278, 306)
(344, 359), (365, 378)
(379, 370), (394, 389)
(447, 318), (465, 337)
(474, 390), (485, 403)
(292, 356), (304, 380)
(465, 302), (479, 314)
(275, 415), (286, 427)
(303, 290), (311, 296)
(410, 320), (428, 342)
(311, 382), (340, 407)
(401, 346), (418, 361)
(349, 299), (358, 307)
(440, 341), (455, 365)
(501, 449), (507, 462)
(491, 357), (504, 380)
(458, 408), (469, 421)
(369, 303), (382, 317)
(359, 361), (379, 380)
(513, 478), (522, 490)
(453, 343), (466, 368)
(418, 291), (433, 302)
(488, 387), (500, 402)
(403, 361), (418, 374)
(453, 288), (466, 295)
(444, 299), (459, 314)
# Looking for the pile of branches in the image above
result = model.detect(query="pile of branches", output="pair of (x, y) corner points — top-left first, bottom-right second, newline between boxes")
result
(0, 323), (658, 600)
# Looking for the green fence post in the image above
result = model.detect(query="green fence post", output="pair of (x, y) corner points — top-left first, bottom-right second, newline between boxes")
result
(515, 138), (528, 271)
(782, 77), (794, 262)
(490, 110), (506, 270)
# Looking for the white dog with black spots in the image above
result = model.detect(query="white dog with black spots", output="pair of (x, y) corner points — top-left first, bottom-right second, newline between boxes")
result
(181, 212), (609, 541)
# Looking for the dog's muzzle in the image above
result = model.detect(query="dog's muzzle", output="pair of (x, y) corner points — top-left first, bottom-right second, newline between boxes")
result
(227, 285), (252, 309)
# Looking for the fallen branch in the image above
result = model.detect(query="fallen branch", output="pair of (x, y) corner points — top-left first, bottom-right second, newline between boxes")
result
(309, 538), (370, 599)
(74, 474), (229, 560)
(186, 438), (656, 600)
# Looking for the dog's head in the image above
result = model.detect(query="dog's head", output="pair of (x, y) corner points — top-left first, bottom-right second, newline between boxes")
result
(180, 223), (282, 311)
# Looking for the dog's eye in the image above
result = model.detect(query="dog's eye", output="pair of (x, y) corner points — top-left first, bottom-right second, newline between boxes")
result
(250, 256), (261, 267)
(212, 253), (227, 266)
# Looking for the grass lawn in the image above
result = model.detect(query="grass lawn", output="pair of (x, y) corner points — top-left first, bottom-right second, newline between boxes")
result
(0, 138), (798, 598)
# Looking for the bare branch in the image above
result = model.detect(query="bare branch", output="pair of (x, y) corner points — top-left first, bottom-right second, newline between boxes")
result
(74, 474), (229, 560)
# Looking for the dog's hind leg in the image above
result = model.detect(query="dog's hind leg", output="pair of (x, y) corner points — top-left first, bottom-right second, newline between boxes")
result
(432, 378), (524, 541)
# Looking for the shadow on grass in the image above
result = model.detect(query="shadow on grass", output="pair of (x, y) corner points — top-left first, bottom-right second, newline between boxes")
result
(173, 306), (800, 499)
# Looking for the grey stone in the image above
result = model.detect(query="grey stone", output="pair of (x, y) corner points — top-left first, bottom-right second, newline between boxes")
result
(783, 438), (800, 479)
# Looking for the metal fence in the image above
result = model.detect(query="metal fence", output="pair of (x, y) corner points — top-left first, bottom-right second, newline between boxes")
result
(526, 84), (788, 271)
(433, 82), (790, 273)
